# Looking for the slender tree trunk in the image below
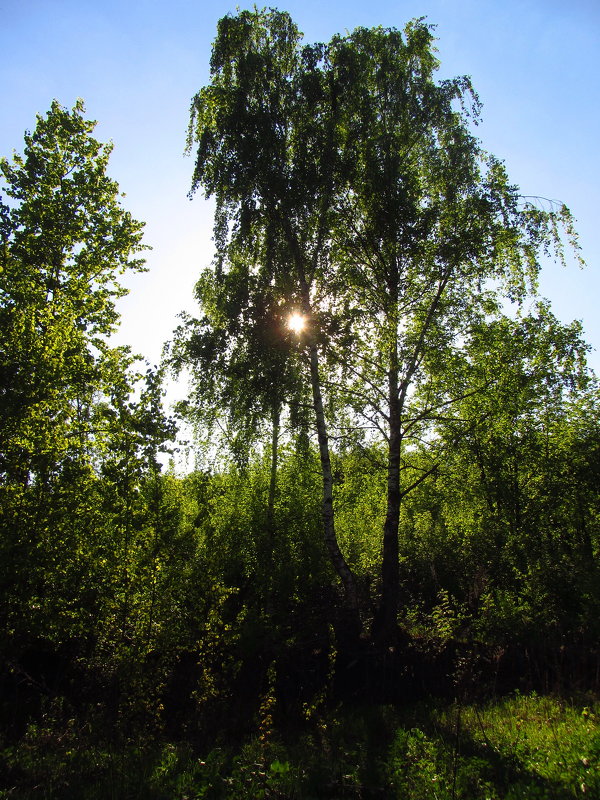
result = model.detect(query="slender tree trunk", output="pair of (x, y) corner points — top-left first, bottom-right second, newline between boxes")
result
(283, 229), (361, 632)
(266, 403), (280, 540)
(373, 356), (401, 645)
(264, 403), (280, 618)
(372, 272), (449, 645)
(307, 340), (360, 623)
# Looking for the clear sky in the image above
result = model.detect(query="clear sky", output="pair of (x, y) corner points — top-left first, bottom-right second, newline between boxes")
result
(2, 0), (599, 381)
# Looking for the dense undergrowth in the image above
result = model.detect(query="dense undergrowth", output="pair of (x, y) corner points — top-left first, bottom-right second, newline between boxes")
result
(2, 692), (598, 798)
(1, 438), (599, 797)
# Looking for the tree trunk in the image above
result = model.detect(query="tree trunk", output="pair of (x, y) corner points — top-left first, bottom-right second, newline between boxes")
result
(264, 403), (280, 618)
(307, 338), (361, 636)
(266, 403), (280, 541)
(287, 234), (361, 634)
(373, 361), (401, 646)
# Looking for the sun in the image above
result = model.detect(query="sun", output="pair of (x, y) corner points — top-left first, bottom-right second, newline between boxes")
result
(287, 312), (306, 334)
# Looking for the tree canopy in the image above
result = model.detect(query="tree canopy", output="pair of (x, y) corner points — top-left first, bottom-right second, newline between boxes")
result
(180, 9), (584, 645)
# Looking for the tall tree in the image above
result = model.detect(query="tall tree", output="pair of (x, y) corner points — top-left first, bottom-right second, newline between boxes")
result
(0, 98), (146, 483)
(0, 99), (147, 649)
(187, 12), (582, 648)
(185, 9), (361, 629)
(323, 22), (581, 644)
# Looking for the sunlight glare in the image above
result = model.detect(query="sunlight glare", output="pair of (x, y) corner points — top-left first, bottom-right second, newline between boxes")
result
(287, 312), (306, 334)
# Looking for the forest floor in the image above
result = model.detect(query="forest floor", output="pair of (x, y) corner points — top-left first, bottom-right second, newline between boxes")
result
(2, 691), (598, 799)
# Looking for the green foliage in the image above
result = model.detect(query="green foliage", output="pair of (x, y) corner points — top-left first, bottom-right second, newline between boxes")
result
(333, 446), (386, 578)
(1, 16), (599, 800)
(184, 9), (586, 644)
(0, 98), (146, 483)
(0, 103), (204, 756)
(0, 101), (152, 663)
(3, 695), (599, 798)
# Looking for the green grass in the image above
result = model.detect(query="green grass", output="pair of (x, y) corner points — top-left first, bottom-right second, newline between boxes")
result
(385, 694), (600, 799)
(1, 693), (598, 798)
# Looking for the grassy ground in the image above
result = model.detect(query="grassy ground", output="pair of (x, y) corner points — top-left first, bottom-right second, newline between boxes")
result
(1, 693), (598, 798)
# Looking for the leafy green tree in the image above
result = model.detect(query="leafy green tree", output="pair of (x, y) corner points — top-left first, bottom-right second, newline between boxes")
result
(188, 12), (582, 650)
(0, 98), (146, 482)
(393, 306), (598, 678)
(186, 9), (361, 628)
(452, 308), (598, 617)
(0, 99), (147, 656)
(322, 23), (581, 643)
(167, 256), (314, 621)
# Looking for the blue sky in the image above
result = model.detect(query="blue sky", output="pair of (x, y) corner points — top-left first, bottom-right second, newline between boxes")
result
(2, 0), (599, 378)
